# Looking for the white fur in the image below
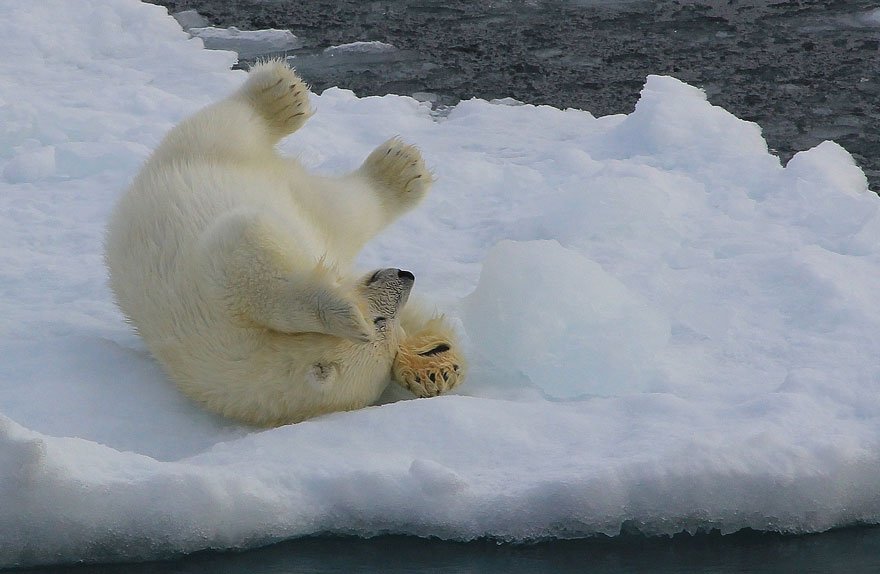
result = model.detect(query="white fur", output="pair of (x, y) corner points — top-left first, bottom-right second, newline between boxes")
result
(105, 61), (446, 426)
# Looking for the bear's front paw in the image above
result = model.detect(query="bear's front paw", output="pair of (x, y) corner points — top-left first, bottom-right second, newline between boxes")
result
(316, 291), (374, 343)
(240, 59), (313, 137)
(392, 320), (465, 397)
(359, 137), (434, 209)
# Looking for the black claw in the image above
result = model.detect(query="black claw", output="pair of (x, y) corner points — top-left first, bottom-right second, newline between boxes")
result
(260, 77), (285, 93)
(282, 112), (305, 123)
(419, 344), (450, 357)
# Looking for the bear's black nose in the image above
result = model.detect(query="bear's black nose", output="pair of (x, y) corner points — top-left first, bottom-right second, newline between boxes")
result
(398, 269), (415, 281)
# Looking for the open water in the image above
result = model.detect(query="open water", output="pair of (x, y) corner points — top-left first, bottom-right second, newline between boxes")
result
(12, 527), (880, 573)
(151, 0), (880, 189)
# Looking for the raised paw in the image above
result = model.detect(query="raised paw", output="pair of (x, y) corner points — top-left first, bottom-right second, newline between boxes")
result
(359, 137), (434, 211)
(239, 59), (313, 138)
(316, 292), (373, 343)
(392, 319), (465, 397)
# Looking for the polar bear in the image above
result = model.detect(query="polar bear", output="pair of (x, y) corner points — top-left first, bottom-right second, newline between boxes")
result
(105, 60), (464, 427)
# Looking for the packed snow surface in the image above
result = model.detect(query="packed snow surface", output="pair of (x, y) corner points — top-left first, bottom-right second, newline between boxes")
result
(2, 0), (879, 568)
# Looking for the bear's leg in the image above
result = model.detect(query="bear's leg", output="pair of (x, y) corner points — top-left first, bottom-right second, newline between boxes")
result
(198, 211), (377, 342)
(155, 61), (312, 162)
(392, 304), (466, 397)
(235, 60), (313, 143)
(357, 137), (435, 222)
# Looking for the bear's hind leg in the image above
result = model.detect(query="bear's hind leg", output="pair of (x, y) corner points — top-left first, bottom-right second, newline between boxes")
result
(392, 305), (466, 397)
(236, 60), (313, 143)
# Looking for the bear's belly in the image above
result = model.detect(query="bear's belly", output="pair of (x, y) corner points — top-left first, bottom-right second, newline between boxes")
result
(155, 326), (397, 426)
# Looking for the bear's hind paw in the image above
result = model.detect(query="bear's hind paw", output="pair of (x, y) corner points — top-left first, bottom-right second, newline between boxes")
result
(392, 326), (464, 397)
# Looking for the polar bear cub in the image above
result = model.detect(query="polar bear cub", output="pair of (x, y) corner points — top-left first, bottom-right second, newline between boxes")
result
(105, 60), (464, 426)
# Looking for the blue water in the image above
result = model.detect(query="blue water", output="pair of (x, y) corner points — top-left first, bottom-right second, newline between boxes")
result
(12, 527), (880, 573)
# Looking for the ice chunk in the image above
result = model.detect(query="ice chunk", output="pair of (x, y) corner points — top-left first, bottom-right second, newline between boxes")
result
(323, 41), (397, 55)
(784, 140), (868, 196)
(288, 45), (419, 92)
(765, 141), (875, 250)
(861, 8), (880, 26)
(172, 9), (208, 30)
(189, 26), (302, 58)
(490, 97), (525, 106)
(411, 91), (439, 103)
(601, 75), (781, 191)
(462, 240), (670, 398)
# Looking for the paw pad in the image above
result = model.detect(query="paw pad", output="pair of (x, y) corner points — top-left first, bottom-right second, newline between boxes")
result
(360, 137), (434, 203)
(393, 328), (465, 397)
(241, 60), (313, 136)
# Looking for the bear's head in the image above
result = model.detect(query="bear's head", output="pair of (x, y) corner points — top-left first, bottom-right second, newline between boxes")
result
(360, 268), (414, 334)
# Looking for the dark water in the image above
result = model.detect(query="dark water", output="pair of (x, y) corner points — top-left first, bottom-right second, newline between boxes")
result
(10, 527), (880, 574)
(150, 0), (880, 190)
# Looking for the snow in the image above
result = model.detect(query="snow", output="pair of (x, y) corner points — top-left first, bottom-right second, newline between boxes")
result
(1, 0), (879, 568)
(2, 143), (56, 184)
